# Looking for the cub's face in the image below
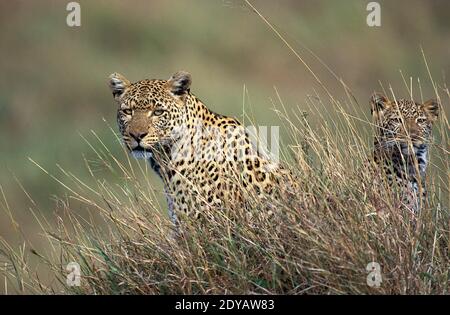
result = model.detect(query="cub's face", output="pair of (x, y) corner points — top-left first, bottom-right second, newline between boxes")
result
(370, 93), (439, 152)
(108, 71), (192, 158)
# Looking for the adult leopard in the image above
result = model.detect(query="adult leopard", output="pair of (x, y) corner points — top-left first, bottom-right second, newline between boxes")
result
(108, 71), (296, 224)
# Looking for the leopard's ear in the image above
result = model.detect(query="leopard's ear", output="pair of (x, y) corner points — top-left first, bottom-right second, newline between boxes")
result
(167, 71), (192, 96)
(370, 92), (391, 114)
(422, 99), (440, 122)
(108, 73), (131, 99)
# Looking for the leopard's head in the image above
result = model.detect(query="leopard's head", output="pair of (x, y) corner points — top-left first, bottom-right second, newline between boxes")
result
(108, 71), (192, 158)
(370, 93), (439, 154)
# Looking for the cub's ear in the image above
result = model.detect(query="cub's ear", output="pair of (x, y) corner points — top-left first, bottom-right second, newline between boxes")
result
(370, 92), (390, 113)
(422, 99), (440, 122)
(167, 71), (192, 96)
(108, 73), (131, 99)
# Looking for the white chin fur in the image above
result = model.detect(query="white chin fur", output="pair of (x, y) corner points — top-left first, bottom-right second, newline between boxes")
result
(131, 150), (153, 159)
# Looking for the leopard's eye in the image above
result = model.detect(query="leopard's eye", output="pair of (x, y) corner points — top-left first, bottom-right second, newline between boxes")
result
(416, 117), (428, 124)
(123, 109), (133, 116)
(153, 109), (165, 116)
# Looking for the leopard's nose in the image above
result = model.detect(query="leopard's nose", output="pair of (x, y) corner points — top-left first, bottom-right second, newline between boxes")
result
(130, 131), (148, 141)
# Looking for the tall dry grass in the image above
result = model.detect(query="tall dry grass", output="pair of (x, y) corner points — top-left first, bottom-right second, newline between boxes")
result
(0, 83), (448, 294)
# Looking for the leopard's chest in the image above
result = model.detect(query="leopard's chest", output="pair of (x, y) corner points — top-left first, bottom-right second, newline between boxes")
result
(375, 145), (429, 214)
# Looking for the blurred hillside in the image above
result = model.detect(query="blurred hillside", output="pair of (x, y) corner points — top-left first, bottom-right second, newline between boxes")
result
(0, 0), (448, 292)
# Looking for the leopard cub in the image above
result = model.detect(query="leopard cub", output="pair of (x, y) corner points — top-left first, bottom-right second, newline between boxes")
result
(369, 92), (439, 214)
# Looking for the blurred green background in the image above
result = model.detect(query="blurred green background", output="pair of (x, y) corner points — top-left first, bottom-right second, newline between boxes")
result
(0, 0), (448, 292)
